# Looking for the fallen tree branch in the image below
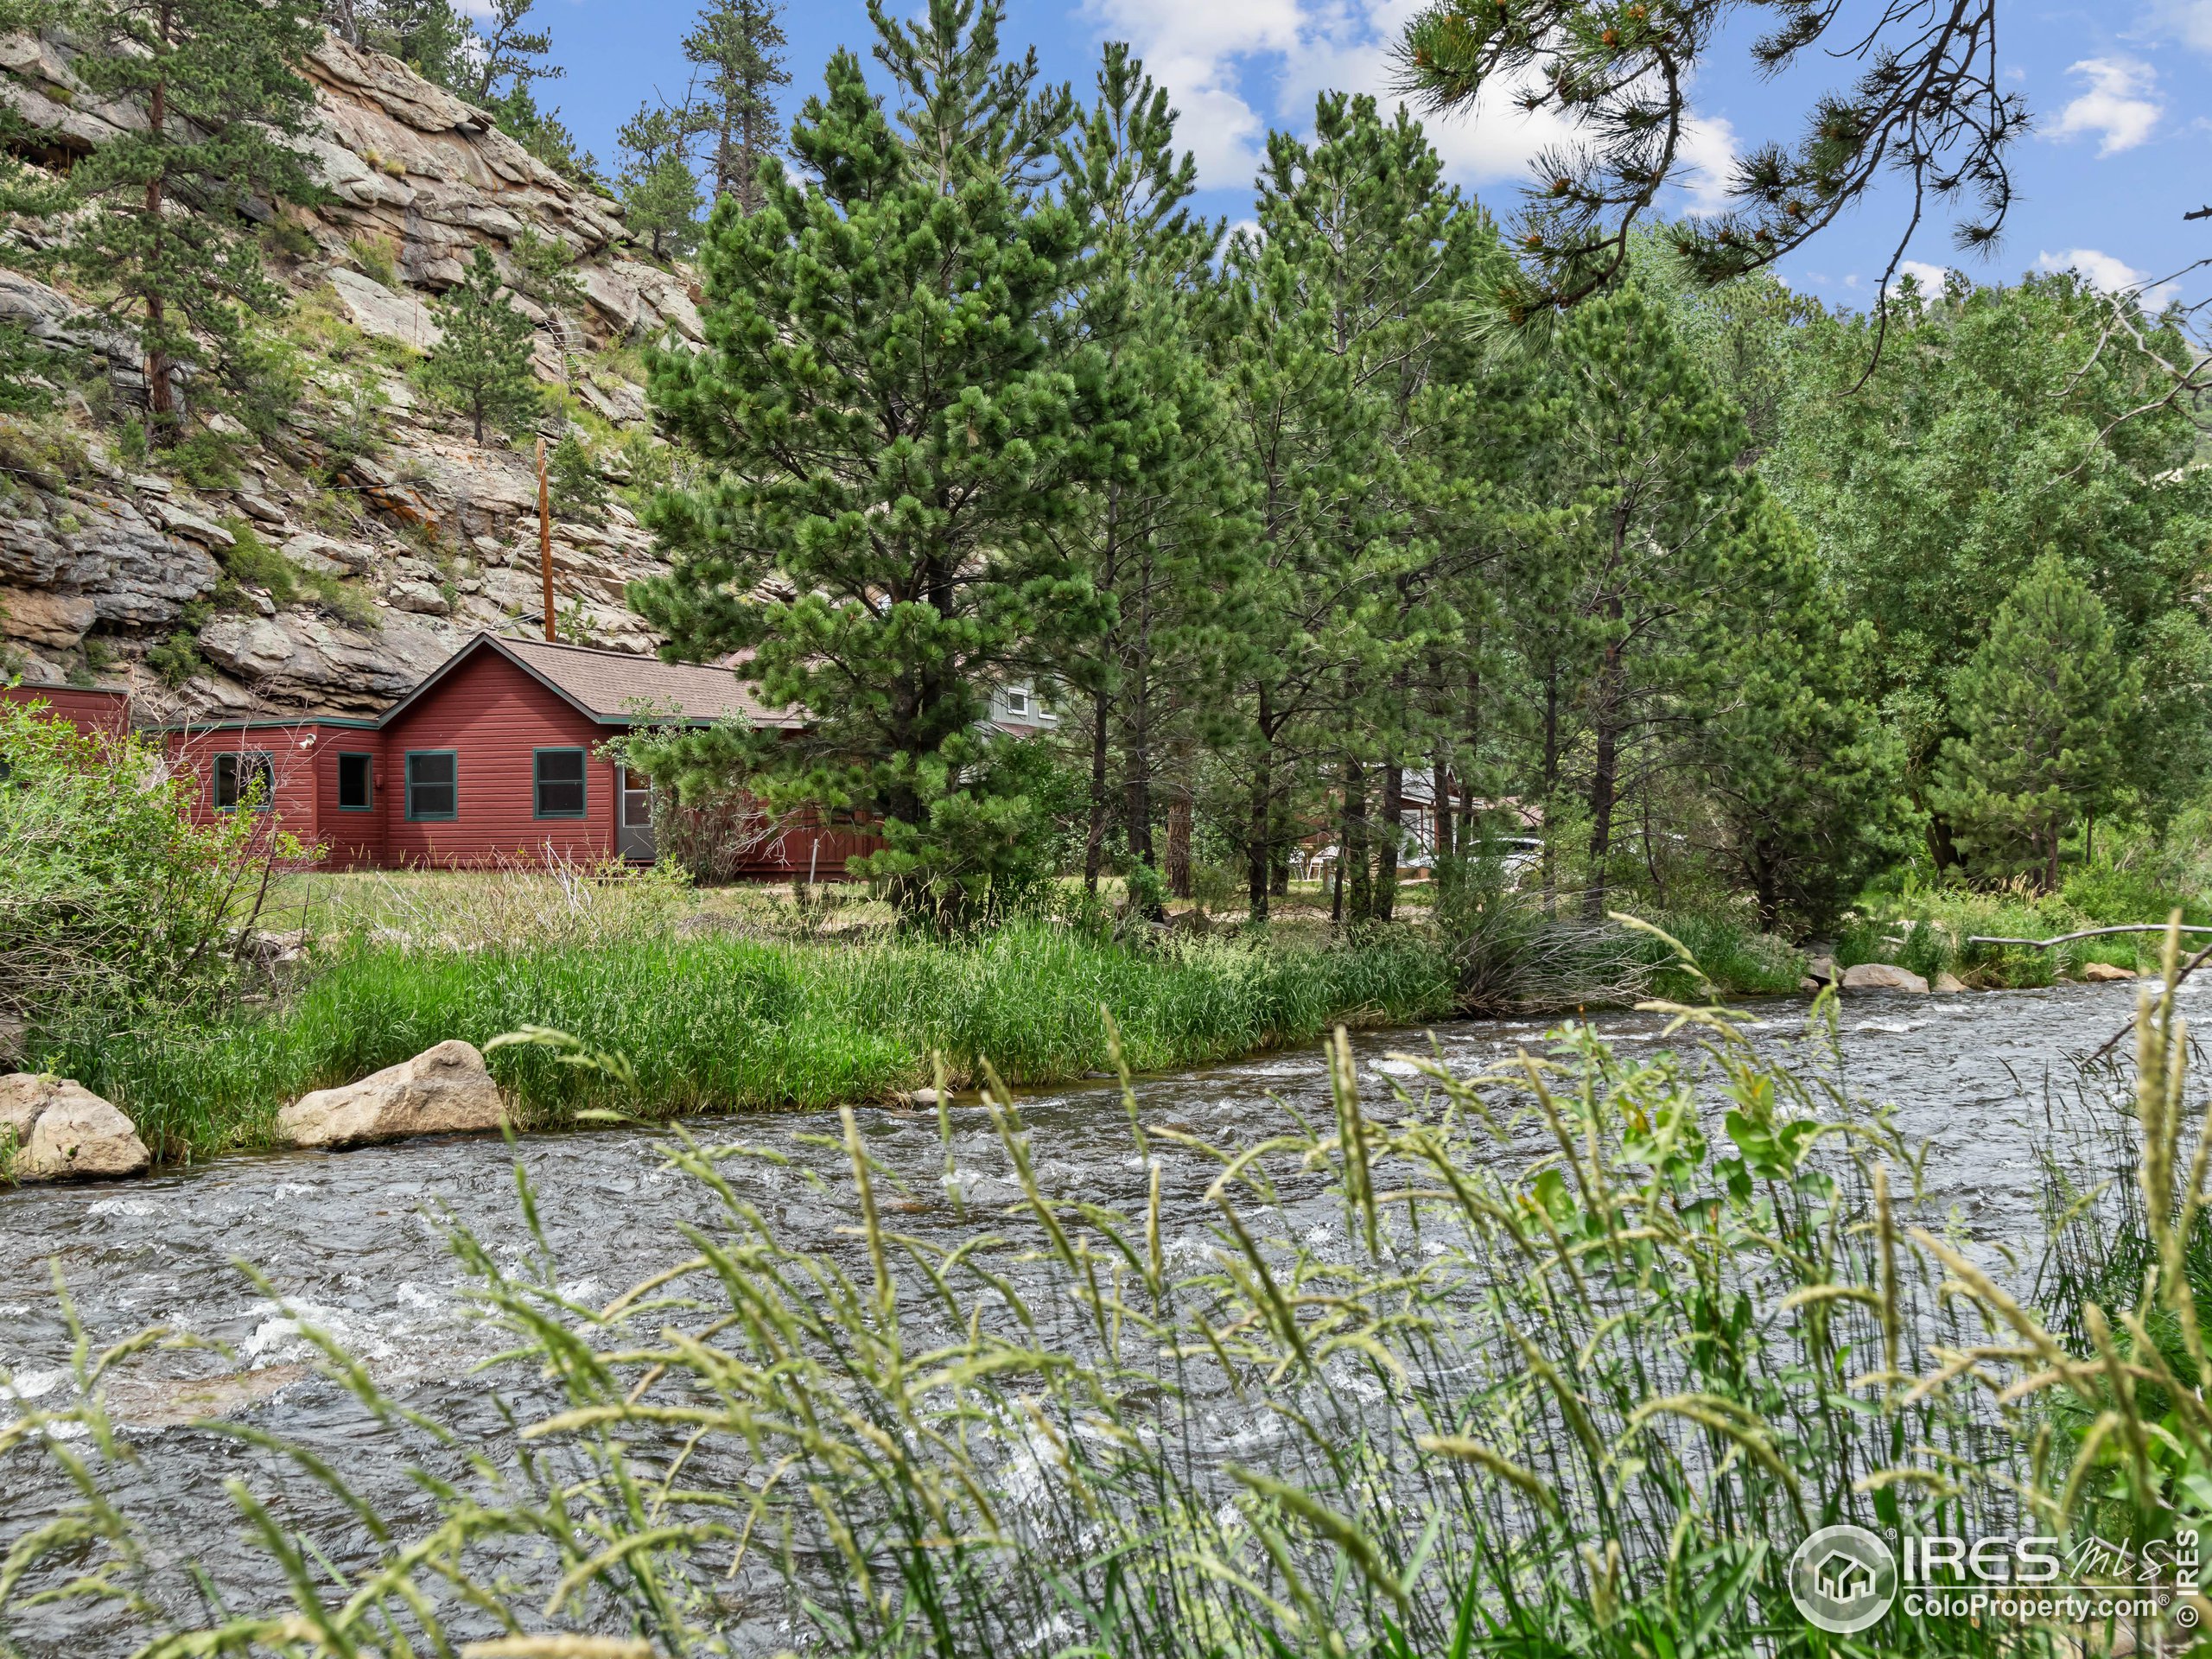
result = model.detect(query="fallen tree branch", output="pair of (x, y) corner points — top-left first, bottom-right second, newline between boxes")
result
(1965, 924), (2212, 949)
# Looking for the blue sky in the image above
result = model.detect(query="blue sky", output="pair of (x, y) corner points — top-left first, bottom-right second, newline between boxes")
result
(530, 0), (2212, 310)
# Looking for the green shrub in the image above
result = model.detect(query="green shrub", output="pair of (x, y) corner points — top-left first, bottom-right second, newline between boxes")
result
(0, 703), (315, 1036)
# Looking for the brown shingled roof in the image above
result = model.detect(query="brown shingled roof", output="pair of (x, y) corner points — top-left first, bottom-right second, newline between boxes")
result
(495, 635), (801, 727)
(374, 632), (804, 729)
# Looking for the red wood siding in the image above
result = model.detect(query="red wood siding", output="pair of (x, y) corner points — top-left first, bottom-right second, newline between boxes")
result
(317, 735), (390, 869)
(166, 725), (340, 851)
(379, 647), (618, 867)
(2, 683), (130, 736)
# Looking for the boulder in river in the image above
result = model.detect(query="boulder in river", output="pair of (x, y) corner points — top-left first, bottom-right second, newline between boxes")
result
(1804, 955), (1838, 984)
(2081, 962), (2138, 982)
(1933, 972), (1968, 994)
(0, 1074), (151, 1180)
(1840, 962), (1929, 994)
(279, 1039), (508, 1149)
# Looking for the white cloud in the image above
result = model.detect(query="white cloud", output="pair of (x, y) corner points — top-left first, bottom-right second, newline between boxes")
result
(2048, 58), (2161, 156)
(2147, 0), (2212, 54)
(2035, 247), (2177, 303)
(1674, 115), (1740, 214)
(1897, 259), (1949, 290)
(1082, 0), (1707, 200)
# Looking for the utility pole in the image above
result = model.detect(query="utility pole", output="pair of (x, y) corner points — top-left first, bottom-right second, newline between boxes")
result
(537, 435), (555, 643)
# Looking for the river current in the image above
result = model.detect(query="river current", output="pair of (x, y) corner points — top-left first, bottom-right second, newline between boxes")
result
(0, 979), (2177, 1651)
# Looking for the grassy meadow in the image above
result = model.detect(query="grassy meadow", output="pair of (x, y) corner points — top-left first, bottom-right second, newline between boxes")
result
(34, 876), (1459, 1161)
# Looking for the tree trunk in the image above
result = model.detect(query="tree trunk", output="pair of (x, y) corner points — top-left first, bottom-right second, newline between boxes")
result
(1341, 757), (1370, 923)
(1376, 763), (1402, 922)
(1584, 712), (1619, 923)
(1083, 690), (1110, 893)
(1166, 787), (1192, 899)
(1247, 703), (1273, 923)
(143, 19), (173, 433)
(1433, 759), (1454, 862)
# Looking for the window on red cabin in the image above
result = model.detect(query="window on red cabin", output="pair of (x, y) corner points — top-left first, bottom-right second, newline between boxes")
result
(337, 753), (373, 810)
(405, 751), (457, 820)
(534, 748), (587, 818)
(213, 751), (275, 812)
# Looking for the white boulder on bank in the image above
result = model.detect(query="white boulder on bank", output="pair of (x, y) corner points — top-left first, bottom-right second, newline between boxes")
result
(0, 1074), (151, 1180)
(279, 1039), (509, 1149)
(1840, 963), (1929, 994)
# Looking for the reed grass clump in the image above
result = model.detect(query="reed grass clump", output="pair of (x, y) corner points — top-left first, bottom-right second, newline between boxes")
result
(13, 931), (2212, 1654)
(32, 921), (1458, 1160)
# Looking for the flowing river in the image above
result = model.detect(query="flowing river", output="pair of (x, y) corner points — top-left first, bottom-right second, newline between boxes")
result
(0, 979), (2175, 1652)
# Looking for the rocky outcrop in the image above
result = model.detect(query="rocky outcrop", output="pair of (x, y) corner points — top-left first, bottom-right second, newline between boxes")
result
(0, 28), (690, 711)
(1840, 963), (1929, 994)
(0, 1073), (151, 1180)
(278, 1039), (508, 1148)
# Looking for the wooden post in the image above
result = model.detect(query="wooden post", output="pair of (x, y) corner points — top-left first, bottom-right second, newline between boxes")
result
(537, 435), (555, 643)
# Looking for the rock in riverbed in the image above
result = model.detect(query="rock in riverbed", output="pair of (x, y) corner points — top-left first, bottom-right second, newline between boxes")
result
(1840, 963), (1929, 994)
(279, 1039), (508, 1149)
(0, 1074), (151, 1180)
(2082, 962), (2138, 982)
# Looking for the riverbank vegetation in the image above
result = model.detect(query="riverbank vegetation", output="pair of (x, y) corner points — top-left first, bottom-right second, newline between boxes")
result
(8, 940), (2207, 1654)
(36, 919), (1456, 1161)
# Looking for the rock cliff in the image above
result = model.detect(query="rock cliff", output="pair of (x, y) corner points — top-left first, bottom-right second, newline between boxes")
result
(0, 30), (697, 719)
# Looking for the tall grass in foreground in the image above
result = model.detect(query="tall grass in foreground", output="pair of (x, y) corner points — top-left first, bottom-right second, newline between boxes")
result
(10, 932), (2212, 1654)
(33, 921), (1458, 1160)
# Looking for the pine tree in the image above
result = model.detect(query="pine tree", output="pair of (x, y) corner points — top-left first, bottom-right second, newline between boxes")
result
(421, 247), (540, 445)
(631, 4), (1118, 918)
(1053, 45), (1242, 909)
(60, 0), (322, 439)
(1690, 498), (1916, 931)
(615, 101), (707, 259)
(1932, 553), (2139, 890)
(466, 0), (558, 105)
(683, 0), (789, 211)
(1211, 95), (1496, 923)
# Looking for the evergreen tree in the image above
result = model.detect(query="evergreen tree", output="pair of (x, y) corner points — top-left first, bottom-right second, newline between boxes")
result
(1520, 279), (1751, 918)
(870, 0), (1071, 194)
(351, 0), (473, 89)
(683, 0), (789, 211)
(1931, 553), (2139, 891)
(60, 0), (323, 439)
(615, 100), (707, 259)
(631, 4), (1117, 918)
(421, 247), (540, 444)
(466, 0), (558, 105)
(1688, 499), (1916, 931)
(1052, 45), (1242, 908)
(549, 428), (608, 522)
(1211, 95), (1497, 923)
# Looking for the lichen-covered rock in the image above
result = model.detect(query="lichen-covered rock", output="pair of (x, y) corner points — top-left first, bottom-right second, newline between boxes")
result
(279, 1039), (508, 1148)
(0, 1074), (151, 1180)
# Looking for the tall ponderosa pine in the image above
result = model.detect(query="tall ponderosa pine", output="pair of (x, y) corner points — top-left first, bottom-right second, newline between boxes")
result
(1212, 95), (1493, 922)
(62, 0), (322, 437)
(1054, 45), (1241, 906)
(683, 0), (789, 211)
(421, 246), (539, 444)
(616, 100), (708, 259)
(632, 0), (1117, 918)
(1932, 553), (2139, 891)
(1520, 280), (1750, 918)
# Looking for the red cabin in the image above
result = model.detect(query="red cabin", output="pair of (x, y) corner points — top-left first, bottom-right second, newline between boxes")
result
(1, 682), (132, 737)
(156, 632), (882, 877)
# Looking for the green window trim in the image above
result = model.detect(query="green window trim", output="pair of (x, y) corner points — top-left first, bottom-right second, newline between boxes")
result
(533, 747), (588, 819)
(404, 750), (459, 822)
(213, 750), (276, 813)
(336, 751), (375, 812)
